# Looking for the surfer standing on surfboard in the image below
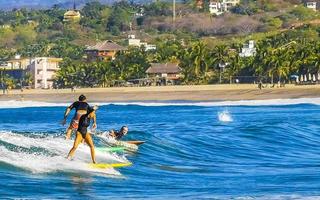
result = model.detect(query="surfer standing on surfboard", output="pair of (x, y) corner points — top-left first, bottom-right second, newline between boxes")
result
(67, 105), (98, 164)
(61, 94), (96, 139)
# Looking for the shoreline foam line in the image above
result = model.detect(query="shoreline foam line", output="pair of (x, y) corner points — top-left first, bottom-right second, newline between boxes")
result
(1, 98), (320, 108)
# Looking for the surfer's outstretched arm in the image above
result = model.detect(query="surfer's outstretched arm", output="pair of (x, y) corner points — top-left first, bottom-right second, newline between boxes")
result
(63, 103), (77, 139)
(61, 105), (73, 125)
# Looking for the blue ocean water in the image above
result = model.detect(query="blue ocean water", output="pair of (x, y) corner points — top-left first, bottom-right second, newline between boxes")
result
(0, 100), (320, 199)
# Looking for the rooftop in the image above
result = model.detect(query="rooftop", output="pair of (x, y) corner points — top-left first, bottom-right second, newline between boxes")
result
(86, 40), (127, 51)
(146, 63), (182, 74)
(64, 10), (80, 16)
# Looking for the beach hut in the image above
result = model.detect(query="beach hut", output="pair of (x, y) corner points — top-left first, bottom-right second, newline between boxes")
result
(313, 74), (316, 82)
(300, 75), (304, 82)
(308, 73), (312, 81)
(146, 63), (182, 85)
(304, 74), (308, 82)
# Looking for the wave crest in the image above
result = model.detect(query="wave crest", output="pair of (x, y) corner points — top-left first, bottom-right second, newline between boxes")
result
(0, 98), (320, 108)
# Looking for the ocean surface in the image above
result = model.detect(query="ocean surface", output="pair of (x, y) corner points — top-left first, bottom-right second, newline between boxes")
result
(1, 99), (320, 199)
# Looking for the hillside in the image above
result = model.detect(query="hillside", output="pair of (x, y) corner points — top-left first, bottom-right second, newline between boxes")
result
(0, 0), (319, 88)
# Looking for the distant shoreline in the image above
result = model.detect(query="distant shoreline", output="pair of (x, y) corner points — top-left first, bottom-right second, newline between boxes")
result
(0, 84), (320, 103)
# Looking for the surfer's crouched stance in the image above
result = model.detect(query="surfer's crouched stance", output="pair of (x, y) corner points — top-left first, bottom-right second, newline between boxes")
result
(109, 126), (129, 140)
(98, 126), (129, 140)
(67, 106), (98, 164)
(62, 94), (95, 139)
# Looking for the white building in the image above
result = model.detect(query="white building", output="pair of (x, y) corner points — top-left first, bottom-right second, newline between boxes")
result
(141, 43), (157, 51)
(209, 2), (224, 15)
(128, 34), (141, 46)
(223, 0), (240, 9)
(5, 56), (62, 89)
(128, 35), (156, 51)
(28, 57), (62, 89)
(0, 24), (10, 29)
(134, 7), (145, 17)
(305, 1), (317, 11)
(209, 0), (240, 15)
(239, 40), (256, 57)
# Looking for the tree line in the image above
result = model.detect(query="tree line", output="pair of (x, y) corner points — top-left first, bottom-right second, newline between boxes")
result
(0, 0), (319, 88)
(55, 26), (320, 88)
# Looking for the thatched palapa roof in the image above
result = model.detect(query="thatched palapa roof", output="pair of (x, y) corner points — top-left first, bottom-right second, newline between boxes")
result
(146, 63), (182, 74)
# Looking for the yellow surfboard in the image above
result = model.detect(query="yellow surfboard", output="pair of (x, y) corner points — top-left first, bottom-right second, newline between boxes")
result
(88, 162), (132, 169)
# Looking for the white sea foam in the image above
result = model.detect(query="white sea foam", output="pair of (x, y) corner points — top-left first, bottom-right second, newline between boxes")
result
(0, 100), (68, 108)
(0, 131), (128, 176)
(218, 110), (233, 122)
(111, 98), (320, 107)
(1, 98), (320, 108)
(205, 195), (320, 200)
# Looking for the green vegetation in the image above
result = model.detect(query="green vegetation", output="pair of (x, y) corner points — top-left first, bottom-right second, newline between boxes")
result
(54, 27), (320, 87)
(0, 0), (319, 88)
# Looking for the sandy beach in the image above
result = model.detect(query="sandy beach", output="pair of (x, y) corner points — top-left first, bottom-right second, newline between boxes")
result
(0, 84), (319, 102)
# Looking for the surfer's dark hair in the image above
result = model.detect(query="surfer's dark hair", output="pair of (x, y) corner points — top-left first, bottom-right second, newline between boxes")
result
(120, 126), (128, 132)
(79, 94), (86, 101)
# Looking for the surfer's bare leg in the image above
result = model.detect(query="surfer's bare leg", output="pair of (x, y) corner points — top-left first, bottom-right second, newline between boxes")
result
(67, 132), (82, 160)
(65, 128), (73, 140)
(85, 134), (96, 164)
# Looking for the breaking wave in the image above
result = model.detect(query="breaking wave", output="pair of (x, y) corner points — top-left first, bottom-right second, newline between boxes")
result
(0, 131), (129, 176)
(1, 97), (320, 108)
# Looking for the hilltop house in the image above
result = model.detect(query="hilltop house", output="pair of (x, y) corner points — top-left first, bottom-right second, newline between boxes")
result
(209, 0), (240, 15)
(64, 10), (81, 22)
(304, 0), (319, 11)
(128, 35), (156, 51)
(63, 2), (81, 22)
(85, 40), (127, 61)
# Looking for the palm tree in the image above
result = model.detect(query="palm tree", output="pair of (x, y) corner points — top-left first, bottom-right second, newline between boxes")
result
(179, 41), (213, 84)
(211, 45), (229, 83)
(227, 53), (243, 83)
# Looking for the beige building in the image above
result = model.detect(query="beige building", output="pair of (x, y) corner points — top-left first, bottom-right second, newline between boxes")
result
(7, 56), (31, 70)
(63, 1), (81, 22)
(63, 10), (81, 22)
(7, 56), (62, 89)
(28, 57), (62, 89)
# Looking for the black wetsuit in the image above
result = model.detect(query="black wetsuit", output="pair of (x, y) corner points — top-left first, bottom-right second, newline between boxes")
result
(69, 101), (92, 112)
(69, 101), (94, 129)
(77, 110), (94, 138)
(112, 130), (124, 140)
